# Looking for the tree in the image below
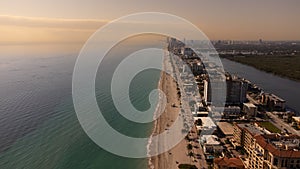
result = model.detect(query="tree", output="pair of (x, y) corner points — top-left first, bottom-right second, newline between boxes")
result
(187, 143), (193, 151)
(188, 151), (194, 164)
(178, 164), (198, 169)
(195, 119), (202, 126)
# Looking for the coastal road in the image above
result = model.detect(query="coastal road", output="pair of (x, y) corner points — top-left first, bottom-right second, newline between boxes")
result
(266, 112), (300, 136)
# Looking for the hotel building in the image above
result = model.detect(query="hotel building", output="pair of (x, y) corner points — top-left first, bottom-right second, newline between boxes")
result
(233, 123), (300, 169)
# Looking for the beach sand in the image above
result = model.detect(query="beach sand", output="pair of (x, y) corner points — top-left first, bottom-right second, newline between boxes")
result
(149, 55), (206, 169)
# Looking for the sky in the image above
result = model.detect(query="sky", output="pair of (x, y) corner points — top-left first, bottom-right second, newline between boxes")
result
(0, 0), (300, 55)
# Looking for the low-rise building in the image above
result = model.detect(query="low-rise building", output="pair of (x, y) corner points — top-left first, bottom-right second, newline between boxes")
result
(192, 111), (209, 117)
(243, 103), (257, 119)
(233, 123), (300, 169)
(251, 134), (300, 169)
(214, 157), (245, 169)
(200, 135), (223, 154)
(194, 117), (216, 134)
(292, 116), (300, 129)
(217, 122), (234, 137)
(261, 93), (286, 111)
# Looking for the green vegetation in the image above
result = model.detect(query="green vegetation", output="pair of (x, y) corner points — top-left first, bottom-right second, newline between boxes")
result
(195, 119), (202, 126)
(189, 100), (196, 107)
(224, 138), (230, 144)
(178, 164), (198, 169)
(187, 144), (193, 150)
(185, 135), (191, 142)
(188, 151), (194, 157)
(224, 55), (300, 81)
(258, 121), (281, 133)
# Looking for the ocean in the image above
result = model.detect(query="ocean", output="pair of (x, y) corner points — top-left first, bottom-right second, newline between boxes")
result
(2, 48), (300, 169)
(0, 53), (161, 169)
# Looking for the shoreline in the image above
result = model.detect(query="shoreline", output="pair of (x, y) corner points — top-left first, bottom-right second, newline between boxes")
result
(147, 69), (163, 169)
(147, 51), (202, 169)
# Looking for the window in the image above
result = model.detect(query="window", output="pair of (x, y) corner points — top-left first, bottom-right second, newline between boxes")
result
(273, 158), (278, 166)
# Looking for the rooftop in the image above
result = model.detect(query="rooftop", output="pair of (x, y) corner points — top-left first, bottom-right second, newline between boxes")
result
(194, 117), (216, 129)
(214, 157), (244, 168)
(217, 122), (234, 136)
(243, 103), (256, 108)
(200, 135), (220, 145)
(263, 93), (285, 102)
(292, 116), (300, 121)
(237, 123), (264, 136)
(254, 134), (300, 158)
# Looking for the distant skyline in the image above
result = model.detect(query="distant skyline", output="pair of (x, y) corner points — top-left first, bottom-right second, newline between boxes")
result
(0, 0), (300, 47)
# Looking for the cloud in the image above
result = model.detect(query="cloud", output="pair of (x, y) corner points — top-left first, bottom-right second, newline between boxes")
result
(0, 15), (108, 31)
(0, 15), (111, 45)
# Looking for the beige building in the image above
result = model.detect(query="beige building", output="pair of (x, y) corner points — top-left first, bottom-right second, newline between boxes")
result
(243, 103), (257, 119)
(261, 93), (286, 111)
(232, 123), (263, 152)
(200, 135), (223, 154)
(292, 116), (300, 129)
(217, 122), (234, 137)
(253, 134), (300, 169)
(233, 123), (300, 169)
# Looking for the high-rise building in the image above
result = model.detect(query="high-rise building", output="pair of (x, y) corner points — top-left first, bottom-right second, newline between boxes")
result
(203, 79), (210, 104)
(226, 75), (248, 105)
(203, 74), (248, 105)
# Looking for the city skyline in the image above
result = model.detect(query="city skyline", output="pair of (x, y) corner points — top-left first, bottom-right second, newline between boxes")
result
(1, 0), (300, 48)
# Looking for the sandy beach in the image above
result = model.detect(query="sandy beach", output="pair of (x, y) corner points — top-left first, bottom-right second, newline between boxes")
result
(149, 53), (206, 169)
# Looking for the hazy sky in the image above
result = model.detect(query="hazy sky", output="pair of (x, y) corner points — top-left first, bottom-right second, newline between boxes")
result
(0, 0), (300, 51)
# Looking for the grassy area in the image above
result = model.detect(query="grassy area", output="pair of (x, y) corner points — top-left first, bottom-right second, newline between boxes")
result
(223, 55), (300, 81)
(258, 121), (281, 133)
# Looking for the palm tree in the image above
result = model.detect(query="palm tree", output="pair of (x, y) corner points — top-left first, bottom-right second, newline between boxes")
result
(188, 151), (194, 164)
(187, 143), (193, 151)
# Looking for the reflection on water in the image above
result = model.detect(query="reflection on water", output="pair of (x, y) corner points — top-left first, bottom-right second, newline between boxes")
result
(222, 58), (300, 113)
